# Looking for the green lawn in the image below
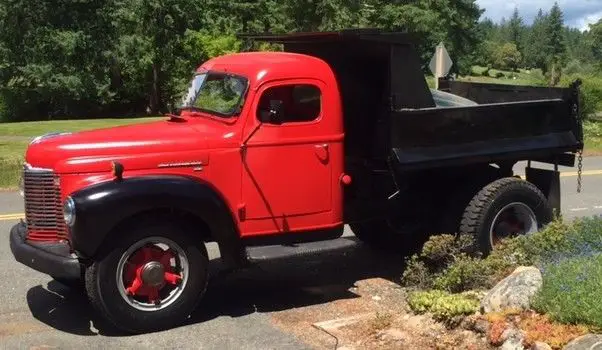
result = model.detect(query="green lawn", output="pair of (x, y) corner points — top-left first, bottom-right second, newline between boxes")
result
(0, 117), (162, 189)
(0, 116), (161, 137)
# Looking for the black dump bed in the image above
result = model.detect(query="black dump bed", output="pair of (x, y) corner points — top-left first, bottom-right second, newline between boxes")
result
(391, 79), (583, 170)
(241, 29), (584, 170)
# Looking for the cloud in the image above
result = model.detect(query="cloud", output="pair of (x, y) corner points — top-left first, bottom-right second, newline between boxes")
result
(476, 0), (602, 31)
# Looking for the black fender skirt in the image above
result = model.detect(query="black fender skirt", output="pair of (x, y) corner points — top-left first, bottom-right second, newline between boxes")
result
(69, 175), (242, 265)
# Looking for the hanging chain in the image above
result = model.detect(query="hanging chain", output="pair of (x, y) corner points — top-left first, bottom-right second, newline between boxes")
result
(572, 79), (584, 194)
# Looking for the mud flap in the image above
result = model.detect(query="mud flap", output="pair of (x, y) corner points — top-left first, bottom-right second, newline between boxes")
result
(526, 167), (561, 217)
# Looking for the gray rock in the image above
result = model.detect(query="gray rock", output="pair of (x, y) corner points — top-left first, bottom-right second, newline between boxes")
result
(500, 328), (526, 350)
(532, 341), (552, 350)
(481, 266), (542, 313)
(563, 334), (602, 350)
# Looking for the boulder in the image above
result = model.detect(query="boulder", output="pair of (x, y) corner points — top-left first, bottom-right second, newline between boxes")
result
(481, 266), (542, 313)
(563, 334), (602, 350)
(532, 341), (552, 350)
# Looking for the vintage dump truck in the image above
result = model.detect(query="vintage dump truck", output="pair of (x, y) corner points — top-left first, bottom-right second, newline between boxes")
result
(10, 29), (583, 333)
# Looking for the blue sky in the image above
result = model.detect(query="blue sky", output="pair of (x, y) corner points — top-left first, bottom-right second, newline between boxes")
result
(476, 0), (602, 31)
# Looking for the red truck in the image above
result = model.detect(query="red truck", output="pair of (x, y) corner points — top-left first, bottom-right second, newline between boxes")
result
(10, 30), (584, 333)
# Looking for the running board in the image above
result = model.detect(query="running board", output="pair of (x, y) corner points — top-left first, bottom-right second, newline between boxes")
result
(244, 238), (358, 262)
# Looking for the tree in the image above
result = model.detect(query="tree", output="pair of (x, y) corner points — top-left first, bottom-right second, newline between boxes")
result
(522, 9), (548, 71)
(545, 2), (567, 85)
(590, 19), (602, 66)
(493, 43), (522, 71)
(508, 7), (524, 53)
(0, 0), (118, 121)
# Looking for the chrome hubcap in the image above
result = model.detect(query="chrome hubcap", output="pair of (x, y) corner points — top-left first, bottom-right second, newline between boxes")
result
(141, 261), (166, 287)
(489, 202), (538, 247)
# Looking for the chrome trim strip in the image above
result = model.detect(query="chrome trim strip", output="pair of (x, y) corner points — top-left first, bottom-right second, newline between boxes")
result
(157, 161), (204, 169)
(30, 132), (71, 145)
(23, 163), (53, 173)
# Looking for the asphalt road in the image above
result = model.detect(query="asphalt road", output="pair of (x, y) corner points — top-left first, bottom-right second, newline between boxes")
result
(1, 157), (602, 349)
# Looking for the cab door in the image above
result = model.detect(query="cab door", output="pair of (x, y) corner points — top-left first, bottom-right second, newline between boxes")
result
(240, 79), (337, 235)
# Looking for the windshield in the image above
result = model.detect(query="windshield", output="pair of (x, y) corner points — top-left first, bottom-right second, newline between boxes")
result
(180, 72), (248, 117)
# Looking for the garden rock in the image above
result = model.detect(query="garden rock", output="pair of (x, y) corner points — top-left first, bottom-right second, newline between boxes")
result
(563, 334), (602, 350)
(532, 342), (552, 350)
(500, 328), (526, 350)
(481, 266), (542, 313)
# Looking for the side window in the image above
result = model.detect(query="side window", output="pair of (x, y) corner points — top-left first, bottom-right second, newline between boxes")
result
(257, 84), (321, 124)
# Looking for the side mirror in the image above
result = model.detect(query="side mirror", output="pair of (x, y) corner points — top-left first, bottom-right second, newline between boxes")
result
(259, 100), (284, 124)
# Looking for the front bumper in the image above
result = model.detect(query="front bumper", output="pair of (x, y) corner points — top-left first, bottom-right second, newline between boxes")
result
(9, 222), (82, 280)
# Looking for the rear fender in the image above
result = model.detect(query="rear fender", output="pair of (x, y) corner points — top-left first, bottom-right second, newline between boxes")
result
(69, 175), (244, 265)
(525, 167), (561, 216)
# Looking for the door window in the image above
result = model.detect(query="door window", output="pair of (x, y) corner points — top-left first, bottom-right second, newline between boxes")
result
(257, 84), (321, 123)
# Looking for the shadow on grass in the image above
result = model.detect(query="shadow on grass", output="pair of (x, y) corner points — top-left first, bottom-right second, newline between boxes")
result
(26, 238), (407, 337)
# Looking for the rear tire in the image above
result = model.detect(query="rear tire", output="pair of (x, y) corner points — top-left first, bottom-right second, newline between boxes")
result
(85, 221), (209, 334)
(459, 177), (553, 256)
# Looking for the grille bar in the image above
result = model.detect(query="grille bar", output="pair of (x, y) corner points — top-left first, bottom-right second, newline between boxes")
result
(23, 164), (68, 242)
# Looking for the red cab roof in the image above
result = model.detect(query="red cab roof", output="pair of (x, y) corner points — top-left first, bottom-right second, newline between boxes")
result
(197, 52), (335, 89)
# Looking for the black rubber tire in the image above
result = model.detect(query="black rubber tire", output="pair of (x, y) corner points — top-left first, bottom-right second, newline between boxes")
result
(459, 177), (553, 256)
(85, 221), (209, 334)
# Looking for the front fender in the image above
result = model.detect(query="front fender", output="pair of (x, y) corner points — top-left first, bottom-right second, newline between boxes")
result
(69, 175), (241, 262)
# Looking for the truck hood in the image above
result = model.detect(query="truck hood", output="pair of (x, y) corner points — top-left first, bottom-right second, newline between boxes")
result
(25, 118), (229, 173)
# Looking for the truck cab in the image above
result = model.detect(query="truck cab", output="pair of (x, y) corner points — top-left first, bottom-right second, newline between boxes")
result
(10, 29), (584, 334)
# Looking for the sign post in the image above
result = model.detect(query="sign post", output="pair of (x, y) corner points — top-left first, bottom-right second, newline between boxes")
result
(429, 42), (453, 90)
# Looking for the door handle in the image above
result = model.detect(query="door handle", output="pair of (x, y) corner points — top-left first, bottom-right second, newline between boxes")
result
(314, 144), (329, 163)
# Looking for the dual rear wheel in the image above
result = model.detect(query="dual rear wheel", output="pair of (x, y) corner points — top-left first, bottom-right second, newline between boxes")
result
(351, 177), (553, 256)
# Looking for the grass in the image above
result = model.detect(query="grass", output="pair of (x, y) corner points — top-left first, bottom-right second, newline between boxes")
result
(0, 117), (162, 188)
(0, 140), (29, 189)
(463, 66), (547, 86)
(0, 116), (161, 137)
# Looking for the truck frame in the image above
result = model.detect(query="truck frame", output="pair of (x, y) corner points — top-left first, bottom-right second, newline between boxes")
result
(10, 29), (584, 333)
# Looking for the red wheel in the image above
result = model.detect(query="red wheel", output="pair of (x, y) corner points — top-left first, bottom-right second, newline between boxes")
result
(85, 221), (208, 333)
(116, 237), (189, 311)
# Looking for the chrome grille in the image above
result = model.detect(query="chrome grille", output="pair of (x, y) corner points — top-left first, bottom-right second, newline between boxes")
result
(23, 164), (67, 242)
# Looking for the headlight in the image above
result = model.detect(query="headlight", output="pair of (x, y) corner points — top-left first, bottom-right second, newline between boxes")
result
(63, 197), (76, 226)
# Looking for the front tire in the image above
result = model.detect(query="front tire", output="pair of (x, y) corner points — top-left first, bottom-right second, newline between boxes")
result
(85, 221), (209, 334)
(459, 177), (553, 256)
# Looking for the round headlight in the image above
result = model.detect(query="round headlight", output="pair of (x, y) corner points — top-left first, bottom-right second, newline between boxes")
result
(63, 197), (76, 226)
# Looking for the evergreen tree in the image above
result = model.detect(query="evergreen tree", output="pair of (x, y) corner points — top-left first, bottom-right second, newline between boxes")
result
(523, 9), (548, 71)
(545, 2), (567, 85)
(508, 7), (523, 53)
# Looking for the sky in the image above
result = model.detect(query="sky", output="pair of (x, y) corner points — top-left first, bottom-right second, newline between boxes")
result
(476, 0), (602, 31)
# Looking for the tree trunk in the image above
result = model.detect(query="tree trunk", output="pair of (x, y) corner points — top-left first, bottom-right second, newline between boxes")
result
(150, 62), (160, 114)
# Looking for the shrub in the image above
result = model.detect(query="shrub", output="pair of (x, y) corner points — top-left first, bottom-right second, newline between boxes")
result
(432, 254), (490, 293)
(561, 74), (602, 119)
(402, 217), (602, 294)
(532, 253), (602, 329)
(495, 72), (505, 79)
(407, 290), (480, 322)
